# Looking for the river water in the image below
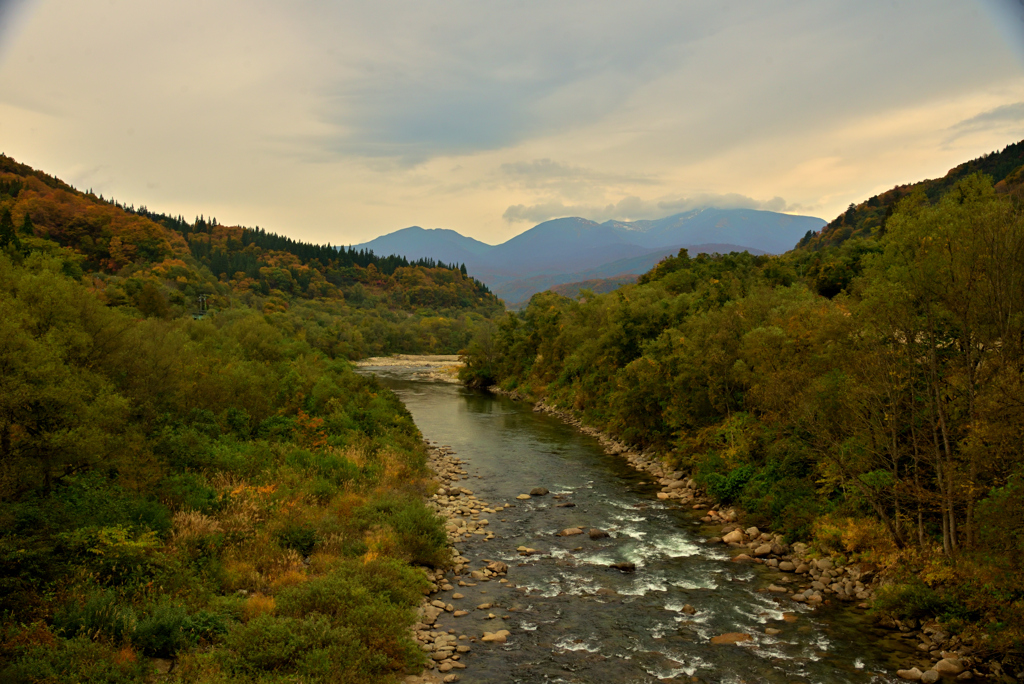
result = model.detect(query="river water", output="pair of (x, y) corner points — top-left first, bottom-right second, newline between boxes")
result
(362, 366), (913, 684)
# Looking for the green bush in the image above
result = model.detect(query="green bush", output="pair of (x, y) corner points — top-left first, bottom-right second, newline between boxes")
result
(52, 590), (137, 642)
(702, 463), (754, 504)
(873, 580), (955, 620)
(272, 560), (426, 678)
(133, 603), (191, 657)
(275, 522), (318, 556)
(160, 473), (220, 514)
(354, 495), (449, 567)
(224, 613), (345, 672)
(0, 636), (148, 684)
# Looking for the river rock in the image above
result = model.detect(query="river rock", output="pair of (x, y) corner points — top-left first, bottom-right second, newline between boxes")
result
(935, 659), (964, 675)
(681, 604), (696, 615)
(779, 561), (796, 572)
(557, 527), (584, 536)
(610, 561), (636, 572)
(487, 561), (508, 574)
(481, 629), (510, 643)
(920, 670), (939, 684)
(815, 558), (833, 570)
(723, 529), (745, 544)
(589, 528), (610, 539)
(767, 584), (788, 593)
(765, 628), (782, 635)
(710, 632), (753, 645)
(529, 487), (549, 496)
(452, 593), (464, 599)
(744, 526), (760, 537)
(753, 544), (773, 557)
(897, 668), (923, 681)
(516, 494), (531, 500)
(731, 554), (754, 563)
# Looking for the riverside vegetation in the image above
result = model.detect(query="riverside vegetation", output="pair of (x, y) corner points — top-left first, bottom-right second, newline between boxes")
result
(460, 161), (1024, 676)
(0, 156), (508, 682)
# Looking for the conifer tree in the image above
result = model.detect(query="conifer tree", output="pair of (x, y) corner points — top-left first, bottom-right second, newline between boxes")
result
(0, 208), (16, 248)
(20, 213), (34, 236)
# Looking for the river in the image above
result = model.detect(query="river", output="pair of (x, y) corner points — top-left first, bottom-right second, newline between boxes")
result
(361, 364), (913, 684)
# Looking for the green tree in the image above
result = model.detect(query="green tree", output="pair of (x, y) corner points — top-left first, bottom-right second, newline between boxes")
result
(0, 209), (19, 250)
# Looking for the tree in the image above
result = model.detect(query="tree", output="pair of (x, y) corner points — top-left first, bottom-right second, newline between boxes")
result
(20, 213), (34, 236)
(0, 209), (19, 250)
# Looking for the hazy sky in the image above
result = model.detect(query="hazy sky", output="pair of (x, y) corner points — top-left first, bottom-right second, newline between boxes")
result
(1, 0), (1023, 246)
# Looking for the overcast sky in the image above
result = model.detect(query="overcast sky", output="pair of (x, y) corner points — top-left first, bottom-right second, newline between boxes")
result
(1, 0), (1023, 246)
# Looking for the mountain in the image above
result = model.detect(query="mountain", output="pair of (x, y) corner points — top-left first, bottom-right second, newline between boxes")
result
(352, 226), (494, 265)
(350, 209), (824, 304)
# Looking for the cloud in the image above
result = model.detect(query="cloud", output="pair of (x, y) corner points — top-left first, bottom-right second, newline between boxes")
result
(497, 158), (659, 199)
(946, 101), (1024, 140)
(502, 193), (795, 224)
(307, 1), (722, 163)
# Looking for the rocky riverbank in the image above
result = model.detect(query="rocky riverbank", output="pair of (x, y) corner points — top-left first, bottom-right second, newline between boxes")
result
(354, 355), (463, 384)
(404, 443), (516, 684)
(489, 390), (990, 682)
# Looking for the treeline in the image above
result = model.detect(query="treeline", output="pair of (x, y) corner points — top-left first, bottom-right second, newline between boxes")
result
(131, 206), (477, 281)
(798, 139), (1024, 251)
(0, 154), (503, 358)
(461, 173), (1024, 658)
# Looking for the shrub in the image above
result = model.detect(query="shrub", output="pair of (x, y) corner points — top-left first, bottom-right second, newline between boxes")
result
(354, 495), (449, 567)
(161, 473), (220, 514)
(873, 580), (953, 620)
(132, 603), (191, 657)
(52, 590), (137, 642)
(0, 636), (148, 684)
(701, 463), (754, 504)
(133, 603), (230, 657)
(224, 613), (339, 672)
(275, 522), (318, 556)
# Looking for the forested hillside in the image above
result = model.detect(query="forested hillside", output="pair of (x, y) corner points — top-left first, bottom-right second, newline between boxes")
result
(0, 157), (492, 682)
(0, 154), (503, 358)
(461, 172), (1024, 661)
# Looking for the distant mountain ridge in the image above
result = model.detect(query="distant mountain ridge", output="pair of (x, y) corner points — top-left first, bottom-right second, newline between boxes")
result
(351, 208), (825, 305)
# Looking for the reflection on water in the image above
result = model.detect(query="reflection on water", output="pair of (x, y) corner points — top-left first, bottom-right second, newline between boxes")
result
(363, 366), (905, 683)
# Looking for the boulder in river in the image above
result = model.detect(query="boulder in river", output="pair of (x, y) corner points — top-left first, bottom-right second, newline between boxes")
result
(896, 668), (923, 681)
(731, 554), (754, 563)
(555, 502), (576, 507)
(934, 659), (964, 675)
(529, 487), (549, 496)
(589, 528), (610, 539)
(557, 527), (584, 536)
(722, 529), (744, 544)
(753, 544), (773, 557)
(516, 494), (531, 500)
(610, 561), (636, 572)
(486, 561), (508, 574)
(710, 632), (753, 645)
(920, 670), (939, 684)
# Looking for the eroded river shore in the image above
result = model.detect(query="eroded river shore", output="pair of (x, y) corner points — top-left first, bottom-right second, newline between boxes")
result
(355, 358), (973, 684)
